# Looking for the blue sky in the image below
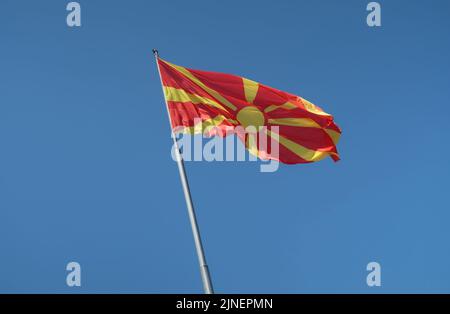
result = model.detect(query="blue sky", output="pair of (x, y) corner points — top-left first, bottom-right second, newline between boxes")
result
(1, 0), (450, 293)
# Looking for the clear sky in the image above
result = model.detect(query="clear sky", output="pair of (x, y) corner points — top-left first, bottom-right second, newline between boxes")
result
(1, 0), (450, 293)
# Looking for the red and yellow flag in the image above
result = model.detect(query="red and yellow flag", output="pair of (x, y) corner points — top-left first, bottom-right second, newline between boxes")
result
(157, 58), (341, 164)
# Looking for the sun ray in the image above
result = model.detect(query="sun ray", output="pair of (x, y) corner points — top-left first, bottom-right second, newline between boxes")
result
(264, 102), (298, 113)
(164, 86), (229, 113)
(267, 117), (321, 128)
(264, 129), (329, 162)
(162, 59), (238, 111)
(242, 78), (259, 104)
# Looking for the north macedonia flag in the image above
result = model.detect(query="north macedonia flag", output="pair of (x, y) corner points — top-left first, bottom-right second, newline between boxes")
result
(157, 58), (341, 164)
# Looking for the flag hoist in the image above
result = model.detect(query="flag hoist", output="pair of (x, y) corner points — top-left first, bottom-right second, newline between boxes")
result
(154, 49), (214, 294)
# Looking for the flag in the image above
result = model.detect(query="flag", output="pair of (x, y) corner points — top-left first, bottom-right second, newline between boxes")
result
(157, 57), (341, 164)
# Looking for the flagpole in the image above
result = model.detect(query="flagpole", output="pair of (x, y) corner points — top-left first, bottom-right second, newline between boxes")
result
(152, 49), (214, 294)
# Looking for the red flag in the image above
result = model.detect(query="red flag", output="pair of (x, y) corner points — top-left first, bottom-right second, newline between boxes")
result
(158, 58), (341, 164)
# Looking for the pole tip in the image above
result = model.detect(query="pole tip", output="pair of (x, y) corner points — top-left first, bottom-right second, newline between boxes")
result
(152, 49), (159, 57)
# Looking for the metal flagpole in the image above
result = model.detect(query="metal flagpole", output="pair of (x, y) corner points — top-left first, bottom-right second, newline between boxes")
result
(152, 49), (214, 294)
